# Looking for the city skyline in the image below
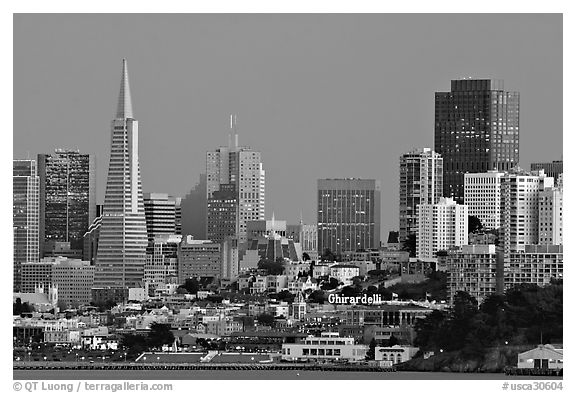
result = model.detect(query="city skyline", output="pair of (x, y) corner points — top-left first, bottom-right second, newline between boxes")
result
(13, 14), (562, 237)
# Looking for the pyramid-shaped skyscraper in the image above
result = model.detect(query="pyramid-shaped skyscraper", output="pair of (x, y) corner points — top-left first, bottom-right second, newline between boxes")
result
(94, 59), (148, 291)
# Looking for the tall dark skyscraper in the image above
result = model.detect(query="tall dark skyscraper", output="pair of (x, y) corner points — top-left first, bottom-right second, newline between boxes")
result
(317, 178), (381, 255)
(435, 79), (520, 203)
(38, 149), (96, 256)
(94, 59), (148, 290)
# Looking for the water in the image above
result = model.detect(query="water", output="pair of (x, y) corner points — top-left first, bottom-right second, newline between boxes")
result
(13, 370), (560, 380)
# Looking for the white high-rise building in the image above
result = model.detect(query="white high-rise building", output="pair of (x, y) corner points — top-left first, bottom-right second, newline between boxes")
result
(13, 159), (40, 292)
(94, 59), (148, 290)
(417, 197), (468, 259)
(538, 184), (563, 245)
(399, 148), (443, 242)
(500, 169), (553, 253)
(464, 171), (505, 230)
(206, 115), (265, 243)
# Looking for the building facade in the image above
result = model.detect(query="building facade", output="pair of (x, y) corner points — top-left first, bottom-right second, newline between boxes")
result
(500, 169), (554, 253)
(504, 245), (563, 289)
(435, 79), (520, 203)
(52, 259), (95, 307)
(177, 237), (221, 282)
(287, 222), (318, 259)
(94, 59), (148, 291)
(446, 245), (498, 304)
(399, 148), (443, 242)
(416, 197), (468, 259)
(37, 150), (96, 257)
(317, 178), (381, 255)
(530, 161), (563, 185)
(206, 184), (239, 244)
(144, 193), (178, 244)
(13, 159), (40, 292)
(538, 185), (563, 246)
(464, 171), (505, 230)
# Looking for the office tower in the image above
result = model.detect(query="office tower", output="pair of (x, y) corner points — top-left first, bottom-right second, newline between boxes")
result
(37, 149), (96, 257)
(416, 197), (468, 259)
(464, 171), (505, 230)
(538, 184), (563, 245)
(13, 159), (40, 292)
(399, 148), (443, 242)
(52, 259), (95, 307)
(94, 59), (148, 291)
(206, 184), (238, 244)
(181, 174), (207, 239)
(531, 160), (563, 185)
(435, 79), (520, 203)
(144, 193), (178, 244)
(317, 178), (381, 255)
(206, 116), (265, 243)
(177, 236), (221, 281)
(446, 245), (497, 304)
(20, 259), (55, 293)
(499, 169), (553, 253)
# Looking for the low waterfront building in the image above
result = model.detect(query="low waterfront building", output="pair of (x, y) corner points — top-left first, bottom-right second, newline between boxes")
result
(375, 345), (419, 365)
(518, 344), (563, 370)
(281, 332), (368, 362)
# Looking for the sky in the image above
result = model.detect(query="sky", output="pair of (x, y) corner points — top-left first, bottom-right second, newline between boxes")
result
(13, 14), (563, 238)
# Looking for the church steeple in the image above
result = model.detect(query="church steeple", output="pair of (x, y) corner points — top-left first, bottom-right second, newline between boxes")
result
(116, 59), (134, 119)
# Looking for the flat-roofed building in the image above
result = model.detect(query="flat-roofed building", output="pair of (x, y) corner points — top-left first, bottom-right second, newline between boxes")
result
(281, 332), (367, 362)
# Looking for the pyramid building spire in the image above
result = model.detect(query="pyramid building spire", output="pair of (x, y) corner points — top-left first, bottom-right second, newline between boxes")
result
(116, 58), (134, 119)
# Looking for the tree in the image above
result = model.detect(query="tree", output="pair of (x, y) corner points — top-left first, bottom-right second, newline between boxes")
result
(147, 323), (175, 349)
(302, 252), (311, 261)
(307, 290), (326, 304)
(122, 334), (148, 357)
(13, 298), (34, 315)
(257, 313), (275, 327)
(179, 278), (200, 294)
(388, 334), (399, 346)
(321, 248), (337, 262)
(271, 290), (295, 303)
(366, 338), (377, 360)
(320, 277), (339, 290)
(257, 259), (284, 275)
(401, 233), (416, 257)
(468, 215), (484, 234)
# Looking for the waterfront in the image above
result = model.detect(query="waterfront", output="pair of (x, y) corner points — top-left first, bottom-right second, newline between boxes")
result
(13, 369), (561, 380)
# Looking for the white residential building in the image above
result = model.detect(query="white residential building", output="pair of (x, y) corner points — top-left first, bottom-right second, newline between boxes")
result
(329, 264), (360, 286)
(538, 185), (563, 245)
(500, 169), (554, 253)
(417, 197), (468, 259)
(464, 171), (505, 230)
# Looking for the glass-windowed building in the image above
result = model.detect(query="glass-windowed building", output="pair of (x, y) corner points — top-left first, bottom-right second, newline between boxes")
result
(317, 179), (381, 255)
(38, 150), (96, 256)
(435, 79), (520, 204)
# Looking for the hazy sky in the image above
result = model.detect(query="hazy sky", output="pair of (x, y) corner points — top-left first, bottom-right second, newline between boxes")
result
(13, 14), (562, 237)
